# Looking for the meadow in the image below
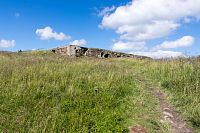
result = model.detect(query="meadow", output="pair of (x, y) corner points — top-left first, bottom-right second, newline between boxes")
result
(0, 51), (164, 132)
(143, 58), (200, 132)
(0, 51), (199, 132)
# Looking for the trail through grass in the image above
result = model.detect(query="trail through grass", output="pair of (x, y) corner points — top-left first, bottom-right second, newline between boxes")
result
(1, 51), (199, 132)
(141, 59), (200, 133)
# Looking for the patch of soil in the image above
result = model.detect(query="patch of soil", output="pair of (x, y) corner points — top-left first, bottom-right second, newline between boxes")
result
(130, 125), (148, 133)
(154, 90), (193, 133)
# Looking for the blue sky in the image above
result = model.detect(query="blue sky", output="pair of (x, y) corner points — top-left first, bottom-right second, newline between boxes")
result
(0, 0), (200, 58)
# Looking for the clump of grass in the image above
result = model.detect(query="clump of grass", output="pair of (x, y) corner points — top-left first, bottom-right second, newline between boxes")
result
(0, 52), (163, 132)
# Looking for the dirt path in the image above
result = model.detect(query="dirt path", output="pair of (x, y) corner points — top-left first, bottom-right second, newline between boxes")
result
(130, 76), (194, 133)
(154, 89), (193, 133)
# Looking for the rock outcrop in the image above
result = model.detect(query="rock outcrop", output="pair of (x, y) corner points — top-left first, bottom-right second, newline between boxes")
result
(51, 45), (151, 59)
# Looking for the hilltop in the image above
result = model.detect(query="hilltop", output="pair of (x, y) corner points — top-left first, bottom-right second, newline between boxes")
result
(0, 51), (199, 133)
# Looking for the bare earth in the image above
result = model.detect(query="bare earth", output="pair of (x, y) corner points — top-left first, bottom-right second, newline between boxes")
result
(154, 90), (193, 133)
(130, 77), (194, 133)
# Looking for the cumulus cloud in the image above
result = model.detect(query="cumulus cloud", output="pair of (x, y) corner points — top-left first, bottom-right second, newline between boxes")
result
(132, 50), (186, 59)
(0, 40), (16, 48)
(117, 21), (179, 41)
(111, 36), (193, 59)
(152, 36), (194, 51)
(36, 26), (71, 41)
(69, 39), (87, 46)
(101, 0), (200, 41)
(100, 0), (200, 58)
(112, 41), (146, 51)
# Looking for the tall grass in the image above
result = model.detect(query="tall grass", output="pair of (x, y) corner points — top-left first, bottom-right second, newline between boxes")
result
(0, 52), (163, 132)
(144, 58), (200, 132)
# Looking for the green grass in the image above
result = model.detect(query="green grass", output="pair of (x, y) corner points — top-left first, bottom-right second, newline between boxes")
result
(2, 51), (199, 132)
(0, 52), (165, 132)
(141, 58), (200, 132)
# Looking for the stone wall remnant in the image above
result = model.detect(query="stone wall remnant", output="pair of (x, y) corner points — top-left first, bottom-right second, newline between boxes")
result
(51, 45), (151, 59)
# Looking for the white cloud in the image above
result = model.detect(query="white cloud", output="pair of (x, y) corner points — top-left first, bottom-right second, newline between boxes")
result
(69, 39), (87, 46)
(101, 0), (200, 41)
(132, 50), (186, 59)
(36, 26), (71, 41)
(152, 36), (194, 51)
(112, 41), (146, 51)
(0, 40), (16, 48)
(118, 21), (179, 41)
(98, 6), (116, 17)
(100, 0), (200, 58)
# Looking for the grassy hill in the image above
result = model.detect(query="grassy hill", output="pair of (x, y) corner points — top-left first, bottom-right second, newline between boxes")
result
(0, 51), (199, 132)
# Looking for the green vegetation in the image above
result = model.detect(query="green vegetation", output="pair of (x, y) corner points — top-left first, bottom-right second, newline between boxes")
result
(1, 51), (199, 132)
(142, 58), (200, 132)
(0, 52), (164, 132)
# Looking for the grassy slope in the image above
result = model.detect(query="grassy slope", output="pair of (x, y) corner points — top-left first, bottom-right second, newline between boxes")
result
(0, 52), (166, 133)
(141, 59), (200, 132)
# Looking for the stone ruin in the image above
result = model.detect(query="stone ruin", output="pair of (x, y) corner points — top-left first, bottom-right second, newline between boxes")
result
(51, 45), (151, 59)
